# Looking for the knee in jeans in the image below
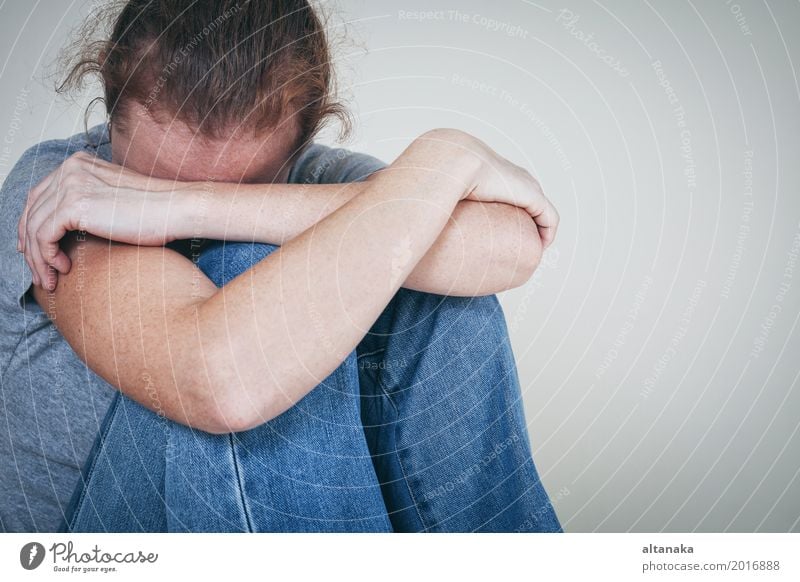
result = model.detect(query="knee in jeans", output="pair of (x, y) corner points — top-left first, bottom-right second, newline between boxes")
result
(388, 290), (510, 356)
(197, 241), (280, 287)
(444, 294), (510, 349)
(449, 293), (501, 316)
(417, 292), (505, 331)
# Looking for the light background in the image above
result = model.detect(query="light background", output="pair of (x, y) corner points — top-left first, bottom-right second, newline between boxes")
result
(1, 0), (798, 532)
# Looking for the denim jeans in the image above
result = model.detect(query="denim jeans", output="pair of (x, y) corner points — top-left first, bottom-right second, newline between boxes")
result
(64, 241), (562, 532)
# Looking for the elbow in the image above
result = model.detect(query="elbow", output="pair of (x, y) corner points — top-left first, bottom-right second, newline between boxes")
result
(181, 323), (287, 434)
(193, 394), (276, 435)
(197, 383), (282, 435)
(510, 220), (543, 288)
(196, 404), (257, 435)
(498, 208), (543, 291)
(184, 367), (284, 435)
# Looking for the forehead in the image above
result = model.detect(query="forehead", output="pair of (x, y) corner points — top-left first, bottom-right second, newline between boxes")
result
(111, 103), (302, 183)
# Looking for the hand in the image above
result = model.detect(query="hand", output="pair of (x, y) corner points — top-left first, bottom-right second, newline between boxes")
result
(17, 151), (183, 290)
(422, 129), (560, 248)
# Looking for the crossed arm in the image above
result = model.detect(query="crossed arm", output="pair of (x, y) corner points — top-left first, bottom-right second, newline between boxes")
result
(23, 129), (558, 433)
(148, 176), (543, 296)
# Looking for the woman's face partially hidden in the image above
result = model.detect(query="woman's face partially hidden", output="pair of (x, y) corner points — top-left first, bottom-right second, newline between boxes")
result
(110, 101), (302, 185)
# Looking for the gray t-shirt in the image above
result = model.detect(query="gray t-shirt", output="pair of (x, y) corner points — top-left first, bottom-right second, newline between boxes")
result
(0, 123), (385, 532)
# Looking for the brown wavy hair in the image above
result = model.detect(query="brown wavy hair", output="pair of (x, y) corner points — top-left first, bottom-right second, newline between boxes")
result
(58, 0), (349, 144)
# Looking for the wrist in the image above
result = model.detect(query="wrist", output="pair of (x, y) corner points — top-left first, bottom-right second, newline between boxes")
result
(171, 184), (214, 241)
(407, 129), (482, 202)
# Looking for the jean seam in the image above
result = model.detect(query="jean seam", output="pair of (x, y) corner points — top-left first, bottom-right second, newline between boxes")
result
(228, 433), (254, 532)
(356, 348), (385, 361)
(379, 378), (429, 532)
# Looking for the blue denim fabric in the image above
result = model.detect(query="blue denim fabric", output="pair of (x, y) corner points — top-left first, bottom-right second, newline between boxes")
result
(358, 289), (561, 532)
(65, 241), (561, 532)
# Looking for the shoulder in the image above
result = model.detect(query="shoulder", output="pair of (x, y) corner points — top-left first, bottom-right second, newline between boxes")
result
(0, 127), (106, 304)
(289, 143), (387, 185)
(1, 126), (106, 201)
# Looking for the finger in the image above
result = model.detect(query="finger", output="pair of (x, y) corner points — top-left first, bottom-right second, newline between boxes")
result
(28, 187), (68, 262)
(41, 233), (69, 272)
(530, 196), (557, 225)
(538, 224), (555, 249)
(537, 204), (559, 249)
(545, 202), (560, 245)
(41, 265), (59, 292)
(22, 197), (48, 259)
(18, 198), (37, 253)
(42, 231), (70, 274)
(31, 235), (50, 291)
(23, 202), (48, 287)
(49, 248), (72, 275)
(27, 165), (57, 208)
(23, 239), (39, 288)
(30, 203), (70, 285)
(21, 167), (61, 250)
(19, 167), (61, 252)
(27, 218), (52, 291)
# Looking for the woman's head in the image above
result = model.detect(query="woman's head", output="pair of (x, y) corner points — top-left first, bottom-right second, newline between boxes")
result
(61, 0), (347, 181)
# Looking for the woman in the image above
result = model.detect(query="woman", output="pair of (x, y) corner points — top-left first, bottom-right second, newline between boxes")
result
(6, 0), (560, 532)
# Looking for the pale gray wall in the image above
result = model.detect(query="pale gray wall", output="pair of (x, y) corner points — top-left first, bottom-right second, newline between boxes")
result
(1, 0), (798, 532)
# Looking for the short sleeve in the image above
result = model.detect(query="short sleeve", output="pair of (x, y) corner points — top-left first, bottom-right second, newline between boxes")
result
(0, 141), (76, 306)
(288, 143), (387, 185)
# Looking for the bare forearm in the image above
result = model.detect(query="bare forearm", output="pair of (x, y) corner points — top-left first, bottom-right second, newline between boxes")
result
(24, 143), (543, 295)
(194, 133), (479, 429)
(38, 132), (478, 433)
(28, 129), (554, 433)
(187, 181), (542, 295)
(183, 181), (360, 245)
(405, 201), (542, 296)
